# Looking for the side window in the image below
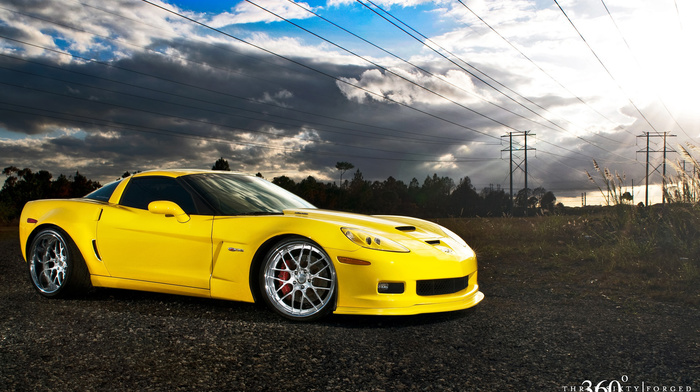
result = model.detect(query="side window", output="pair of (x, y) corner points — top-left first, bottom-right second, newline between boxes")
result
(84, 179), (121, 202)
(119, 176), (196, 214)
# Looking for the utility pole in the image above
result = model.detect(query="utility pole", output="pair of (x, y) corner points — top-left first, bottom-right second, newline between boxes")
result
(502, 131), (536, 214)
(631, 179), (634, 205)
(663, 132), (668, 204)
(524, 131), (529, 199)
(637, 132), (676, 206)
(509, 132), (513, 211)
(645, 132), (650, 207)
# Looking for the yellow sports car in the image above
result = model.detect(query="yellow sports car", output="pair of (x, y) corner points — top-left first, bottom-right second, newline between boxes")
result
(19, 170), (483, 321)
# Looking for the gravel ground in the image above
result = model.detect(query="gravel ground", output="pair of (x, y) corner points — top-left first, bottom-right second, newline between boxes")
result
(1, 228), (698, 391)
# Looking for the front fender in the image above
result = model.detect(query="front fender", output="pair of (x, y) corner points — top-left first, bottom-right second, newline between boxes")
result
(209, 215), (358, 303)
(20, 199), (109, 276)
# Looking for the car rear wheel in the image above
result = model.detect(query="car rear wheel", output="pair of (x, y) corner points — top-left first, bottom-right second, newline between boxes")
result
(260, 237), (336, 321)
(27, 228), (90, 298)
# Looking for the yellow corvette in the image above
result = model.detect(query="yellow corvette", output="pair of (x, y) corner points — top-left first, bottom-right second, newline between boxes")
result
(19, 170), (483, 321)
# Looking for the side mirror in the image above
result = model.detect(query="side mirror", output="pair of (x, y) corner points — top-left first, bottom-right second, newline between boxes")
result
(148, 200), (190, 223)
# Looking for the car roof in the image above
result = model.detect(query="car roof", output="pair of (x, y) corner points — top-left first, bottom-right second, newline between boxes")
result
(131, 169), (250, 178)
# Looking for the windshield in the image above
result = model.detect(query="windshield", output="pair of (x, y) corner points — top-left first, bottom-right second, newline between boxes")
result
(184, 173), (315, 215)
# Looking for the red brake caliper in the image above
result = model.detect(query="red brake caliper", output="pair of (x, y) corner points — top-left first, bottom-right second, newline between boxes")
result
(278, 258), (292, 296)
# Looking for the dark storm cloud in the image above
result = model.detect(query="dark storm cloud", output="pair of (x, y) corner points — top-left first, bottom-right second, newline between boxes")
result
(4, 0), (690, 205)
(0, 0), (550, 184)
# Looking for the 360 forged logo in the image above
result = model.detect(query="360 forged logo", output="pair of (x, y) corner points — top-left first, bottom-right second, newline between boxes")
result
(562, 375), (694, 392)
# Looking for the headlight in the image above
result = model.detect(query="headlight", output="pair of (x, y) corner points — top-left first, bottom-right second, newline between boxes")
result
(341, 227), (409, 253)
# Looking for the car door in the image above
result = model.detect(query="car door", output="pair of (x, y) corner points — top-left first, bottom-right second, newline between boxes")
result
(96, 176), (213, 289)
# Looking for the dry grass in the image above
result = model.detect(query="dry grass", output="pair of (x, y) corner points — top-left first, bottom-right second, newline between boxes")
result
(438, 207), (700, 308)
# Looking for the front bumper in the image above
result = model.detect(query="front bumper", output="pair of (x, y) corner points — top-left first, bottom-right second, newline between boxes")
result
(330, 246), (484, 316)
(334, 278), (484, 315)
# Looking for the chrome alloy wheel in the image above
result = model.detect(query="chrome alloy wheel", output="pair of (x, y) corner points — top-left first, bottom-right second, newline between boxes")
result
(29, 230), (69, 295)
(262, 239), (336, 320)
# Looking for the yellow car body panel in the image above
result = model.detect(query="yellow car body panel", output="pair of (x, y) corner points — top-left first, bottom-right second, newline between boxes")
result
(19, 170), (483, 318)
(20, 199), (110, 277)
(96, 205), (214, 289)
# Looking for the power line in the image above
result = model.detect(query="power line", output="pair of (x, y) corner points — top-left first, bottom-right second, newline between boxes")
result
(0, 25), (612, 170)
(553, 0), (660, 134)
(598, 0), (692, 141)
(0, 5), (477, 145)
(138, 0), (501, 142)
(0, 0), (660, 200)
(674, 0), (684, 32)
(5, 1), (632, 165)
(637, 132), (676, 205)
(456, 0), (631, 143)
(244, 0), (524, 134)
(280, 0), (582, 136)
(0, 78), (492, 161)
(352, 0), (635, 164)
(356, 0), (577, 134)
(266, 2), (639, 171)
(0, 101), (494, 164)
(0, 54), (472, 147)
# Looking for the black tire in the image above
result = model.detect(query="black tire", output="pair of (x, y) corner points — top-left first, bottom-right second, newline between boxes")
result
(259, 237), (337, 321)
(27, 228), (91, 298)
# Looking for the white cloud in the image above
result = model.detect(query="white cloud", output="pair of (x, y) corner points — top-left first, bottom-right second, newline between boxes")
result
(257, 89), (294, 106)
(336, 67), (489, 106)
(208, 0), (316, 26)
(0, 0), (197, 61)
(327, 0), (436, 7)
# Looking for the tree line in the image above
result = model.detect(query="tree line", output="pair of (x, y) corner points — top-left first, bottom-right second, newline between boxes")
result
(0, 161), (560, 223)
(0, 167), (101, 223)
(269, 170), (558, 218)
(220, 158), (559, 218)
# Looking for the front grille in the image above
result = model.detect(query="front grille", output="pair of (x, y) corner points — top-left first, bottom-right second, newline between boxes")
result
(416, 275), (469, 296)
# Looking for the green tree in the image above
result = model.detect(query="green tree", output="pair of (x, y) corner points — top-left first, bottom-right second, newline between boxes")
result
(621, 191), (633, 204)
(514, 188), (532, 212)
(348, 169), (372, 211)
(540, 191), (557, 212)
(450, 177), (480, 217)
(480, 185), (510, 216)
(212, 157), (231, 171)
(335, 161), (354, 188)
(272, 175), (296, 192)
(71, 171), (100, 197)
(418, 174), (454, 217)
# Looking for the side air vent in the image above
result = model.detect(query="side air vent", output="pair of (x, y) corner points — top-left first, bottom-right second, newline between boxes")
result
(425, 240), (441, 245)
(395, 226), (416, 232)
(92, 239), (102, 261)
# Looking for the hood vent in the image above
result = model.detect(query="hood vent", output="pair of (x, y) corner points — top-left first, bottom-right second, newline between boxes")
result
(395, 226), (416, 232)
(425, 240), (441, 245)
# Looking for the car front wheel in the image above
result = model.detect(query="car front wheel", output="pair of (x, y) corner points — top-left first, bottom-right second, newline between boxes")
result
(260, 237), (337, 321)
(27, 228), (90, 298)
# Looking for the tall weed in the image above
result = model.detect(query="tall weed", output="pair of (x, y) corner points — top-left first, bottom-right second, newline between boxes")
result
(440, 207), (700, 307)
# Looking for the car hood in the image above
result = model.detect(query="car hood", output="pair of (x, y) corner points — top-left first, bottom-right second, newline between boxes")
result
(283, 208), (448, 242)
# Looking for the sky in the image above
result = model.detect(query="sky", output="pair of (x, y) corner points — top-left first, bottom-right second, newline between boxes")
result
(0, 0), (698, 206)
